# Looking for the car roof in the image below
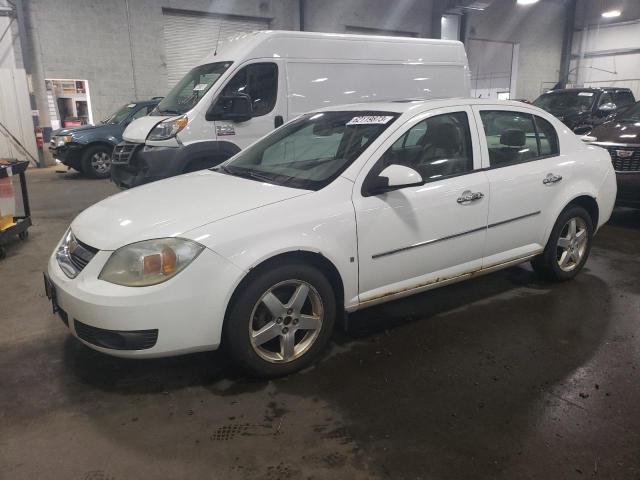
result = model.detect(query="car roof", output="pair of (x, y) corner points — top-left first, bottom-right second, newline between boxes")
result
(544, 87), (631, 94)
(312, 97), (544, 115)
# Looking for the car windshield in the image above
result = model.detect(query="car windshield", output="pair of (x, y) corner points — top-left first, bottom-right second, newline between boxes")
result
(103, 104), (137, 124)
(217, 111), (400, 190)
(156, 62), (232, 115)
(533, 91), (596, 115)
(618, 102), (640, 122)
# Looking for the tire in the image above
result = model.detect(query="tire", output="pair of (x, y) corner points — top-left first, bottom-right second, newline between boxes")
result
(531, 204), (594, 281)
(223, 261), (337, 378)
(81, 145), (112, 179)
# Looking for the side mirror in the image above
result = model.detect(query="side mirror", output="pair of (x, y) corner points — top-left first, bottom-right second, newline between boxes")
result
(598, 102), (616, 115)
(367, 164), (423, 195)
(573, 125), (593, 136)
(206, 95), (253, 122)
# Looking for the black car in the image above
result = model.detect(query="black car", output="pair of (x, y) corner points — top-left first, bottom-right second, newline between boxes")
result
(49, 99), (160, 179)
(589, 101), (640, 209)
(532, 87), (635, 134)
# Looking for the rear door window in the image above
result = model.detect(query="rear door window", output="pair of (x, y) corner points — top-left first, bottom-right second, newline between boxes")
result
(480, 111), (539, 166)
(614, 91), (635, 108)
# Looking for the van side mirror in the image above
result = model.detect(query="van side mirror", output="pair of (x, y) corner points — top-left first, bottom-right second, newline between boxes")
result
(206, 95), (253, 122)
(366, 164), (423, 196)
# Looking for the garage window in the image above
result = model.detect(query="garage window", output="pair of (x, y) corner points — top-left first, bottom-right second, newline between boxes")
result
(221, 63), (278, 117)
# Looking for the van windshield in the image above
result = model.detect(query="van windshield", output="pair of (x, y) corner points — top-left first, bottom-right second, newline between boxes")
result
(155, 62), (232, 115)
(216, 111), (399, 191)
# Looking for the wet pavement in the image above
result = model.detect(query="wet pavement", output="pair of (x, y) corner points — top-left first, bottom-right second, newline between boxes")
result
(1, 167), (639, 479)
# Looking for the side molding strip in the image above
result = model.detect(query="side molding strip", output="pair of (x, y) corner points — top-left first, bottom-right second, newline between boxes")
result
(372, 210), (541, 259)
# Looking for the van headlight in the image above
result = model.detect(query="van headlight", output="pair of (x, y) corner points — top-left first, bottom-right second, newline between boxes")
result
(99, 238), (204, 287)
(147, 116), (189, 141)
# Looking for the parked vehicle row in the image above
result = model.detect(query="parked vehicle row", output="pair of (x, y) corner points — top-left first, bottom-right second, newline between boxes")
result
(109, 31), (471, 189)
(45, 98), (616, 377)
(49, 98), (161, 179)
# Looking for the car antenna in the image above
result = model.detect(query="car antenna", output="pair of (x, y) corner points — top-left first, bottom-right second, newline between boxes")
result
(213, 23), (222, 56)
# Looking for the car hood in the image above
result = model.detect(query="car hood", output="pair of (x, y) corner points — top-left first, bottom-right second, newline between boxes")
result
(71, 170), (310, 250)
(53, 124), (100, 136)
(591, 120), (640, 144)
(122, 115), (171, 143)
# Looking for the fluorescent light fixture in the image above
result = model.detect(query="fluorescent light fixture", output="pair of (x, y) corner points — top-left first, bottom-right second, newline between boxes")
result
(601, 9), (621, 18)
(517, 0), (539, 5)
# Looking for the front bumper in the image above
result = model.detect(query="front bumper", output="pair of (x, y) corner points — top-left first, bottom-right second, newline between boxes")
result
(111, 142), (186, 189)
(47, 244), (244, 358)
(49, 143), (83, 168)
(616, 172), (640, 208)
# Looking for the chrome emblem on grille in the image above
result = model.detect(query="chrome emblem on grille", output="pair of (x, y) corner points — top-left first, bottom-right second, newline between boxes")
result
(616, 150), (633, 158)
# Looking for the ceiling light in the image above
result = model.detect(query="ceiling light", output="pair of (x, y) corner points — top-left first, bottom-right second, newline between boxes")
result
(517, 0), (539, 5)
(601, 9), (621, 18)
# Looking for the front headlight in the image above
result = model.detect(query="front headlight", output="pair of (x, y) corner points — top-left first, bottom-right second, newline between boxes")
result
(99, 238), (204, 287)
(147, 116), (189, 141)
(55, 135), (73, 147)
(56, 228), (79, 278)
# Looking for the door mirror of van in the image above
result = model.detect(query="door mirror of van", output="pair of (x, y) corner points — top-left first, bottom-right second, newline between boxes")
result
(367, 164), (423, 195)
(598, 102), (617, 115)
(206, 95), (253, 122)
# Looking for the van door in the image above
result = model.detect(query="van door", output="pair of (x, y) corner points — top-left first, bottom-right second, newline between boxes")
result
(211, 60), (284, 149)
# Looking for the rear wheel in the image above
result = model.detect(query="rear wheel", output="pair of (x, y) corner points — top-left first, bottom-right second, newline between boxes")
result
(81, 145), (112, 179)
(224, 262), (336, 377)
(531, 205), (593, 281)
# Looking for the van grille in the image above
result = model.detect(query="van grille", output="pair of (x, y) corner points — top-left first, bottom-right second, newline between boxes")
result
(112, 142), (140, 165)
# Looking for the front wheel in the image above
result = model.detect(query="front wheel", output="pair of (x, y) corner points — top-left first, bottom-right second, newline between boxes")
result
(224, 262), (336, 377)
(81, 145), (112, 179)
(531, 205), (593, 281)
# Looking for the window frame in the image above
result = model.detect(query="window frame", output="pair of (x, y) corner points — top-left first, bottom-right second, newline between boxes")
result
(218, 61), (279, 119)
(358, 106), (483, 197)
(473, 107), (561, 170)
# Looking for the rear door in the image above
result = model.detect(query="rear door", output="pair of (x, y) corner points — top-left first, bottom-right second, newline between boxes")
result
(212, 60), (285, 149)
(473, 107), (565, 266)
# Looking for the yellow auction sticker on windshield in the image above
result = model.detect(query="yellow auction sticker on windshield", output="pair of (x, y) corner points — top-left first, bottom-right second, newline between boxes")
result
(346, 116), (394, 125)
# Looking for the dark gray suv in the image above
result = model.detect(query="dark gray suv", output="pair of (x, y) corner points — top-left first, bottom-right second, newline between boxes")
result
(49, 99), (160, 179)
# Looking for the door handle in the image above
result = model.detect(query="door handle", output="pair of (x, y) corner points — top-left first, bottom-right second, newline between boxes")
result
(274, 115), (284, 128)
(543, 173), (563, 185)
(457, 190), (484, 204)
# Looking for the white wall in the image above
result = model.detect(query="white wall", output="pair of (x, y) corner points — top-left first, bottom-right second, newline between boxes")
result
(570, 18), (640, 98)
(464, 0), (567, 101)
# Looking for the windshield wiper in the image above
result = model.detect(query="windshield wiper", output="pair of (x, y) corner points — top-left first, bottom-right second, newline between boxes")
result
(157, 107), (182, 115)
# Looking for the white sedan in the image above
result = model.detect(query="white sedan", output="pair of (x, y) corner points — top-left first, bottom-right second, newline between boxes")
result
(46, 99), (616, 377)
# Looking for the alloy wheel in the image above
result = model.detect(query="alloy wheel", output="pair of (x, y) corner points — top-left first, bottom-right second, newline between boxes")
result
(91, 152), (111, 174)
(249, 280), (324, 363)
(556, 216), (588, 272)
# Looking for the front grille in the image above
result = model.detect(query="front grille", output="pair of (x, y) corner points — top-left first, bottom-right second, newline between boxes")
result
(74, 320), (158, 350)
(69, 238), (98, 273)
(112, 142), (140, 165)
(603, 145), (640, 172)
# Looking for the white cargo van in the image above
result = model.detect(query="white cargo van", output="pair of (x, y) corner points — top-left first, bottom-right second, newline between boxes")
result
(111, 30), (470, 188)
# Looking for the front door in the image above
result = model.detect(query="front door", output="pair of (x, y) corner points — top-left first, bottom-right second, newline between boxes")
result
(213, 61), (284, 149)
(473, 107), (566, 266)
(353, 107), (490, 304)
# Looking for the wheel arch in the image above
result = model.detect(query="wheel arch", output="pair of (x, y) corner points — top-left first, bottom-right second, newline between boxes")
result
(83, 140), (117, 154)
(223, 249), (346, 327)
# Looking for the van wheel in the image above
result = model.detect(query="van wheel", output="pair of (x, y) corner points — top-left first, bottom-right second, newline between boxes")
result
(224, 262), (336, 378)
(81, 145), (112, 179)
(531, 205), (593, 281)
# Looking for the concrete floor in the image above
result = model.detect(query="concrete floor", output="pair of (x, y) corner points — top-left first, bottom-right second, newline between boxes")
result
(1, 167), (639, 480)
